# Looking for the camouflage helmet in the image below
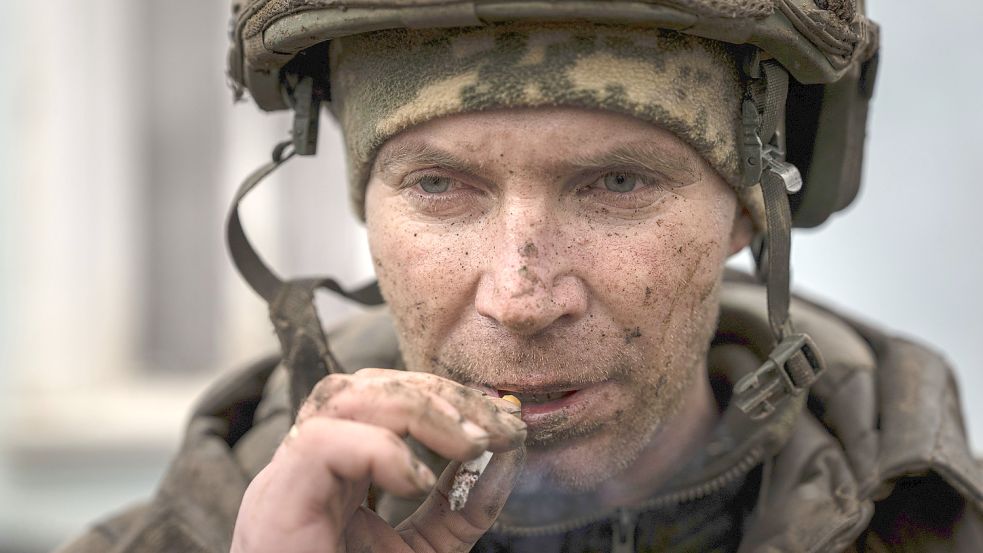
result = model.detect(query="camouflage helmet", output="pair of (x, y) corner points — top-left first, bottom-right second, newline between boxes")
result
(227, 0), (879, 228)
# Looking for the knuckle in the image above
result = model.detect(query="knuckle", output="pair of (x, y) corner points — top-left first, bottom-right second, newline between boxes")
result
(302, 374), (354, 415)
(444, 381), (482, 403)
(379, 378), (407, 395)
(311, 373), (350, 397)
(352, 367), (379, 378)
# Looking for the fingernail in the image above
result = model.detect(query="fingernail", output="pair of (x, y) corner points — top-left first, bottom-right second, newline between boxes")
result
(461, 420), (490, 443)
(502, 413), (527, 431)
(415, 462), (436, 489)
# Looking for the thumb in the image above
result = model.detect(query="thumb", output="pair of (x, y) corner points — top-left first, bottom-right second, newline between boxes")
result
(396, 445), (526, 552)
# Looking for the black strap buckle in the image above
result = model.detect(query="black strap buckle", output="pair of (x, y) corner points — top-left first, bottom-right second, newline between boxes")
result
(733, 333), (825, 420)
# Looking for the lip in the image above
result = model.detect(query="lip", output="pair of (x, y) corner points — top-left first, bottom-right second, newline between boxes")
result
(508, 388), (583, 417)
(463, 380), (606, 429)
(498, 382), (604, 424)
(464, 381), (584, 397)
(464, 383), (499, 397)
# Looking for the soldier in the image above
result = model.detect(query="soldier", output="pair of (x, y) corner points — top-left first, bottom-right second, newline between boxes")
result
(60, 1), (983, 552)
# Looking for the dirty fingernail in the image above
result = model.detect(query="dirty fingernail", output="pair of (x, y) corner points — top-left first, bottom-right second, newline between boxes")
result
(502, 413), (527, 431)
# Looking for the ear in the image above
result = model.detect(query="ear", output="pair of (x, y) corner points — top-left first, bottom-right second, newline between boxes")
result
(728, 201), (756, 256)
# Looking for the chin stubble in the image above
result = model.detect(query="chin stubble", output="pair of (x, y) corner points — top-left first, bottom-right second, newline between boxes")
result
(394, 271), (724, 494)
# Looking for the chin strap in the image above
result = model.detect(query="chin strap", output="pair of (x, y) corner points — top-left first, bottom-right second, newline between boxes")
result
(732, 56), (827, 421)
(226, 137), (383, 415)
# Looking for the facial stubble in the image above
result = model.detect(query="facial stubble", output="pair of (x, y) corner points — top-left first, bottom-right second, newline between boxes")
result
(392, 275), (723, 493)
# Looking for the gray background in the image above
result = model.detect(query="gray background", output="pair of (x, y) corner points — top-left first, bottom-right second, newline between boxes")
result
(1, 1), (980, 552)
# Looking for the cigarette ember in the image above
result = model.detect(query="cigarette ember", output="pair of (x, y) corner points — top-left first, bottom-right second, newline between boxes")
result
(448, 395), (522, 511)
(449, 450), (493, 511)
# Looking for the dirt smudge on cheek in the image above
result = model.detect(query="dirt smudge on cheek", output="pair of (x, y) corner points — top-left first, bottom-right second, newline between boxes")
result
(520, 241), (539, 258)
(696, 259), (720, 304)
(654, 374), (668, 396)
(406, 300), (429, 332)
(660, 238), (716, 327)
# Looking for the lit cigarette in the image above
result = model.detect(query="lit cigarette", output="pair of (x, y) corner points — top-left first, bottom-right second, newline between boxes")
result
(449, 450), (492, 511)
(448, 395), (521, 511)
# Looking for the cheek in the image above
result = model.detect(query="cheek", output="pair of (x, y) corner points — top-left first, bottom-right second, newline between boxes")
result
(366, 196), (481, 342)
(576, 197), (734, 337)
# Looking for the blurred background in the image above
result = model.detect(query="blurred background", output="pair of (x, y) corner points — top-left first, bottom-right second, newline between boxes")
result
(0, 1), (980, 551)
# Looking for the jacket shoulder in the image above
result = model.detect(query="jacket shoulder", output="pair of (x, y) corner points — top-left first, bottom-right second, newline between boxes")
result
(844, 324), (983, 551)
(721, 279), (983, 551)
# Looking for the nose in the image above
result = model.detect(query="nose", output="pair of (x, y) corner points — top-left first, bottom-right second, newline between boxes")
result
(474, 203), (588, 335)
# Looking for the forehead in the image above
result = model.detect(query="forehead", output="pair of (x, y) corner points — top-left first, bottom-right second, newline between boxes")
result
(373, 107), (707, 179)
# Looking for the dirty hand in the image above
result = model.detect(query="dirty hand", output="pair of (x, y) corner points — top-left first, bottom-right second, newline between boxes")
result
(230, 368), (527, 553)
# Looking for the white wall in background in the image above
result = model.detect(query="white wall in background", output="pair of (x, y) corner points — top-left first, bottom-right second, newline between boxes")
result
(0, 1), (368, 550)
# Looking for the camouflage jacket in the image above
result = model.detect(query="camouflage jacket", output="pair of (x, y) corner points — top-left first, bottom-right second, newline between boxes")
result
(58, 279), (983, 552)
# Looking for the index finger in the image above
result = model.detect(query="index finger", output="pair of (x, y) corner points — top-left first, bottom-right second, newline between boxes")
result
(356, 369), (527, 451)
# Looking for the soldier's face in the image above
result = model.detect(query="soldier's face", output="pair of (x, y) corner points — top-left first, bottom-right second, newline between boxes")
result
(365, 107), (750, 492)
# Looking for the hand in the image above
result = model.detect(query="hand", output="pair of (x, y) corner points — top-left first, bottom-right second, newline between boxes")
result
(230, 368), (527, 553)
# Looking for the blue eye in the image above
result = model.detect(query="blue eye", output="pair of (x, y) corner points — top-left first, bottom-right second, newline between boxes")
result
(419, 175), (452, 194)
(603, 172), (638, 192)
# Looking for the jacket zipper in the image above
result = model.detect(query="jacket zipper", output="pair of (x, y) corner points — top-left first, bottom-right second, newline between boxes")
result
(611, 508), (638, 553)
(490, 445), (763, 539)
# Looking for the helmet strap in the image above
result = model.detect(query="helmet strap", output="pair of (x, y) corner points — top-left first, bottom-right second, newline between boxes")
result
(732, 56), (827, 421)
(226, 139), (382, 415)
(284, 74), (321, 156)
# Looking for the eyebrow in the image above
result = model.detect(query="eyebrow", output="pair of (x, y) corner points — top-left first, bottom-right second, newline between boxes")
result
(374, 138), (699, 185)
(567, 142), (699, 185)
(374, 140), (481, 176)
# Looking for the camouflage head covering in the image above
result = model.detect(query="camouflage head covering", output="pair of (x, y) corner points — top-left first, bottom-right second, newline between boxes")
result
(329, 22), (763, 222)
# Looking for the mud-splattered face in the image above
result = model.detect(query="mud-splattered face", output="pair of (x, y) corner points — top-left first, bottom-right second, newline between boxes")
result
(365, 107), (749, 493)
